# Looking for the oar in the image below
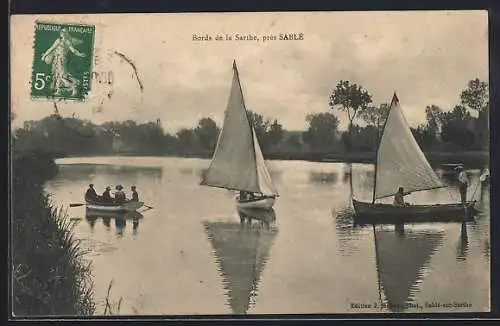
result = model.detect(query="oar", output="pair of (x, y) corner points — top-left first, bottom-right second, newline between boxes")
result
(69, 203), (85, 207)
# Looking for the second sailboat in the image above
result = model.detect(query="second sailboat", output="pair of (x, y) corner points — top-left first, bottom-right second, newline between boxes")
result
(200, 61), (279, 209)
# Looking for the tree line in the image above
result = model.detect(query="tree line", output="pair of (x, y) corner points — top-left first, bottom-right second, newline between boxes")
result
(12, 78), (488, 157)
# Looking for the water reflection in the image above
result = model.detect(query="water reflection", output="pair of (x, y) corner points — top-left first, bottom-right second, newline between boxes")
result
(238, 207), (277, 230)
(85, 210), (144, 237)
(373, 226), (444, 312)
(57, 164), (163, 182)
(309, 172), (339, 185)
(203, 210), (278, 314)
(86, 215), (98, 230)
(332, 206), (363, 255)
(44, 158), (490, 314)
(456, 222), (469, 262)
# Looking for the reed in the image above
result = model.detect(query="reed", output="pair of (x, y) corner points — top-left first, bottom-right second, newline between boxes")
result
(12, 152), (95, 316)
(102, 279), (123, 315)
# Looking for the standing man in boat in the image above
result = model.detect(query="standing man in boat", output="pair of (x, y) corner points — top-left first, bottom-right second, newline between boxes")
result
(102, 186), (112, 202)
(456, 165), (469, 205)
(130, 185), (139, 201)
(85, 184), (98, 201)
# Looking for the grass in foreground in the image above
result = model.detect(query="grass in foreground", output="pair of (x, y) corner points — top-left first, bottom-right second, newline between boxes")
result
(12, 153), (95, 316)
(12, 194), (96, 316)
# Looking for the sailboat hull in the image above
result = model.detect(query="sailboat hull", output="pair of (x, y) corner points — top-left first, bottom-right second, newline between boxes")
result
(352, 199), (478, 224)
(236, 196), (276, 209)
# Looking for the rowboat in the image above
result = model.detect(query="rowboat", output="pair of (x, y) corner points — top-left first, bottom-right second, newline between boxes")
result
(85, 208), (144, 220)
(85, 199), (144, 212)
(352, 93), (478, 224)
(200, 61), (279, 210)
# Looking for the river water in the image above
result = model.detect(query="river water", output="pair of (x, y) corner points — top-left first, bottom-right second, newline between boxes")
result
(44, 156), (490, 315)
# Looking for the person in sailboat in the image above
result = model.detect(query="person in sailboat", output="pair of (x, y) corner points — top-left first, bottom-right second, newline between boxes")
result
(455, 165), (469, 205)
(393, 187), (408, 207)
(102, 186), (113, 202)
(239, 191), (254, 201)
(480, 166), (490, 184)
(85, 184), (98, 201)
(130, 185), (139, 201)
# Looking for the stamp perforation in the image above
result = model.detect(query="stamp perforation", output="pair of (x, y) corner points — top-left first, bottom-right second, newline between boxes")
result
(30, 20), (96, 102)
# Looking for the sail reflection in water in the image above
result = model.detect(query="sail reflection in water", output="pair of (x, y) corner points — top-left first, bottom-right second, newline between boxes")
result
(203, 209), (278, 314)
(373, 226), (444, 312)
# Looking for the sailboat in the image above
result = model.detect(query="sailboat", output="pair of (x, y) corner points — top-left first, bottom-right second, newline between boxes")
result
(352, 93), (478, 223)
(200, 61), (279, 210)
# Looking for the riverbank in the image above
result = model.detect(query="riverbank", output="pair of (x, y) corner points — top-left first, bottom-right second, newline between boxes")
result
(12, 150), (95, 316)
(61, 150), (489, 169)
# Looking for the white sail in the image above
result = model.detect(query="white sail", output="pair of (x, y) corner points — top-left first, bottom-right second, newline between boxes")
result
(200, 61), (278, 196)
(252, 128), (279, 196)
(374, 94), (444, 200)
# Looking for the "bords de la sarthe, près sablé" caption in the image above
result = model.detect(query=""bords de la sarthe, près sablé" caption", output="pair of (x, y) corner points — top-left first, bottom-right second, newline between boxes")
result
(192, 32), (304, 43)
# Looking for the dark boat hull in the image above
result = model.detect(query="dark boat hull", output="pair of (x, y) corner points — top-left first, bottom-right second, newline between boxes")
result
(352, 199), (478, 224)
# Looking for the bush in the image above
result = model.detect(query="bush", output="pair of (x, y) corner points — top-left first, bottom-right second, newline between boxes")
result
(12, 152), (95, 316)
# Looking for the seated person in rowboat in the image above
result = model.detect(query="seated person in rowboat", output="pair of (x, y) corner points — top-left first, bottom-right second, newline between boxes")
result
(101, 186), (113, 202)
(114, 185), (127, 204)
(130, 185), (139, 201)
(393, 187), (409, 207)
(85, 184), (98, 201)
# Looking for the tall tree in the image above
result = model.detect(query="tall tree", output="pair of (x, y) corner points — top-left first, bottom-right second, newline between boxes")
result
(303, 112), (341, 151)
(460, 78), (489, 150)
(440, 105), (475, 150)
(194, 117), (220, 152)
(267, 119), (284, 149)
(329, 80), (372, 151)
(176, 128), (199, 151)
(361, 103), (390, 127)
(460, 78), (489, 115)
(247, 110), (271, 149)
(425, 105), (443, 140)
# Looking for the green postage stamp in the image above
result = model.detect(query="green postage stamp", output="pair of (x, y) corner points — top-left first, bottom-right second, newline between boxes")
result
(31, 21), (95, 101)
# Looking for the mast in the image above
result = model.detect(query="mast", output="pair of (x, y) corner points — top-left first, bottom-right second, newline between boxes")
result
(233, 60), (259, 191)
(371, 92), (398, 204)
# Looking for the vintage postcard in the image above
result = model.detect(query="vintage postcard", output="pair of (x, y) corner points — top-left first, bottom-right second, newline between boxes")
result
(10, 11), (490, 317)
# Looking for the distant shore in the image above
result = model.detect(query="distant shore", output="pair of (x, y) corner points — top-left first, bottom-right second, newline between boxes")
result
(57, 150), (489, 169)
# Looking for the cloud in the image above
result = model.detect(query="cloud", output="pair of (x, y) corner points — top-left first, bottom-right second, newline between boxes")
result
(11, 11), (488, 132)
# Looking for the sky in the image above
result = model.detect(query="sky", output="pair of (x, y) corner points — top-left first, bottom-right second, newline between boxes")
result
(10, 11), (488, 133)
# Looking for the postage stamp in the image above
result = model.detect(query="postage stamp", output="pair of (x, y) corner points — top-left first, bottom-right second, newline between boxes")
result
(31, 21), (95, 101)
